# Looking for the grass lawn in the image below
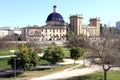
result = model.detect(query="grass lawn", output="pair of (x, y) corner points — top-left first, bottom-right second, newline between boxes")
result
(67, 70), (120, 80)
(64, 50), (70, 58)
(0, 58), (11, 70)
(0, 45), (18, 56)
(0, 51), (13, 56)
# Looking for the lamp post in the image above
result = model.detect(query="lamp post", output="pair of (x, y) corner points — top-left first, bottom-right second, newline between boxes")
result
(14, 57), (16, 80)
(11, 50), (16, 80)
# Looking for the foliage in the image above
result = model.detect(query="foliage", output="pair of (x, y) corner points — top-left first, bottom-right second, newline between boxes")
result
(43, 46), (64, 64)
(8, 43), (40, 71)
(70, 47), (84, 63)
(67, 32), (89, 48)
(0, 38), (12, 50)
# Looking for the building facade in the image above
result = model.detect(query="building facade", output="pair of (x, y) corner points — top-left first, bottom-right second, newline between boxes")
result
(21, 5), (101, 42)
(22, 5), (67, 42)
(70, 14), (100, 37)
(116, 21), (120, 30)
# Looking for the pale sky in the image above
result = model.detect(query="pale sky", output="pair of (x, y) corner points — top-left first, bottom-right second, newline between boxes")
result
(0, 0), (120, 27)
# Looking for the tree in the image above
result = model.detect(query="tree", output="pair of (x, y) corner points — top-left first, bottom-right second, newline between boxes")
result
(90, 31), (120, 80)
(43, 46), (64, 64)
(66, 32), (89, 48)
(0, 37), (13, 51)
(70, 47), (84, 64)
(9, 43), (39, 71)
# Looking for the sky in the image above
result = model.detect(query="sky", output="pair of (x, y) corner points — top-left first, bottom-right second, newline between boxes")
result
(0, 0), (120, 28)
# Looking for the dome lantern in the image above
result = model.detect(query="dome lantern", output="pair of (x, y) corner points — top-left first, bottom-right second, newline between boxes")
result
(53, 5), (57, 13)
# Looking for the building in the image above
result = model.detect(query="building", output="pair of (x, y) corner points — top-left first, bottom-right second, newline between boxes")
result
(21, 5), (101, 43)
(70, 14), (100, 37)
(22, 5), (67, 42)
(0, 27), (21, 41)
(116, 21), (120, 30)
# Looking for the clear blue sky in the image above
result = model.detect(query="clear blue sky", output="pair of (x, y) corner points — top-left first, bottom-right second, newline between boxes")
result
(0, 0), (120, 27)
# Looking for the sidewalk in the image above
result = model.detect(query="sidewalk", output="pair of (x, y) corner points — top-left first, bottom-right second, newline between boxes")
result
(31, 59), (102, 80)
(0, 69), (23, 77)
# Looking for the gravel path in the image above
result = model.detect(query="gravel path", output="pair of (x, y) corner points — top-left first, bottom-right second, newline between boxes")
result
(31, 59), (102, 80)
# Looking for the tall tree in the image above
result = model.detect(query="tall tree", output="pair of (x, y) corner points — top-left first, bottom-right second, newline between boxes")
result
(70, 47), (84, 64)
(9, 43), (39, 71)
(43, 46), (64, 64)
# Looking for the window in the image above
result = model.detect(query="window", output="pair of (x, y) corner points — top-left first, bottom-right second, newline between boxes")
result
(53, 29), (55, 33)
(60, 29), (61, 33)
(63, 29), (64, 32)
(46, 29), (47, 33)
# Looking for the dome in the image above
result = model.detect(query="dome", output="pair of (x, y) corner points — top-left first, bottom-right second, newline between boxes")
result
(46, 12), (64, 22)
(46, 5), (64, 23)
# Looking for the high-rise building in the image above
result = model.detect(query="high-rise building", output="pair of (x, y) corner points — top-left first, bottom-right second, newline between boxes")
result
(116, 21), (120, 30)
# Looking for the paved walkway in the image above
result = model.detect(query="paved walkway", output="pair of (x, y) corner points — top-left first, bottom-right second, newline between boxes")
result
(0, 69), (23, 77)
(0, 55), (16, 58)
(31, 59), (102, 80)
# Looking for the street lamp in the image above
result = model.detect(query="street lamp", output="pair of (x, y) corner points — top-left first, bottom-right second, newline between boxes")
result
(14, 57), (16, 80)
(10, 50), (16, 80)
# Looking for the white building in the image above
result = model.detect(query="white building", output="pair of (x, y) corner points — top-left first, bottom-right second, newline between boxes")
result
(22, 5), (67, 42)
(0, 27), (21, 40)
(0, 30), (9, 38)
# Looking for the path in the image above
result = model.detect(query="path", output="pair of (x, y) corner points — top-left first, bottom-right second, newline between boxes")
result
(0, 55), (16, 58)
(31, 59), (102, 80)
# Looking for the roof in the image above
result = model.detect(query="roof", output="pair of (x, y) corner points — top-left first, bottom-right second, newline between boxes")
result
(46, 12), (64, 22)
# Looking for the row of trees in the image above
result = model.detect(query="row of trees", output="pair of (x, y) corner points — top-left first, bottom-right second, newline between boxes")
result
(8, 42), (84, 71)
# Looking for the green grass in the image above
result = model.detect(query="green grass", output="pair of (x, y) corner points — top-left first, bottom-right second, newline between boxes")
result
(0, 45), (18, 56)
(0, 51), (14, 56)
(40, 47), (71, 58)
(64, 50), (70, 58)
(67, 70), (120, 80)
(39, 59), (50, 65)
(0, 58), (11, 70)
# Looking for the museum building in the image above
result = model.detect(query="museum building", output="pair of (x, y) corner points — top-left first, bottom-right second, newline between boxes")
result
(21, 5), (100, 42)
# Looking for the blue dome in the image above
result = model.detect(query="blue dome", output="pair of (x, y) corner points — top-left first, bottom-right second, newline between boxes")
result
(46, 12), (64, 22)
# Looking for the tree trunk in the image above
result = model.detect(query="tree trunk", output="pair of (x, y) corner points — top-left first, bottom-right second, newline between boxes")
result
(104, 70), (107, 80)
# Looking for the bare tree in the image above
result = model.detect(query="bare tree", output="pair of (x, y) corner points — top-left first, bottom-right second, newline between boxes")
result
(90, 29), (120, 80)
(66, 32), (89, 48)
